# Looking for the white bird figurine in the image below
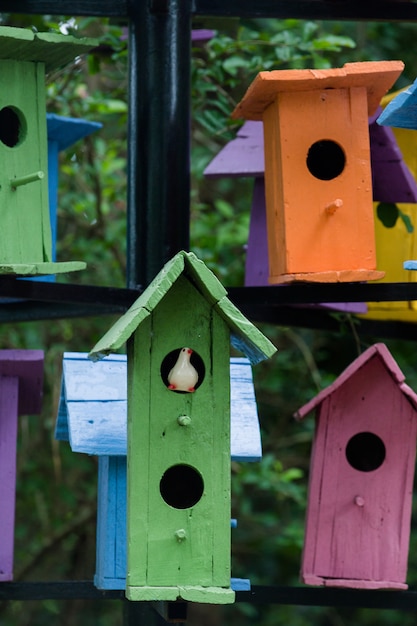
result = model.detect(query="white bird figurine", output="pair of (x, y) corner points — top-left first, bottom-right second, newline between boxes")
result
(167, 347), (198, 392)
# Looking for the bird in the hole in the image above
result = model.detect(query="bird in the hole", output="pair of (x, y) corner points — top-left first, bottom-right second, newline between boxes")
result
(167, 347), (198, 392)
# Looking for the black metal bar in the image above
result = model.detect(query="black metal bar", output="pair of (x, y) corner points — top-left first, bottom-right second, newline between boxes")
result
(193, 0), (417, 21)
(0, 0), (128, 16)
(2, 581), (417, 611)
(0, 581), (123, 600)
(227, 283), (417, 305)
(236, 586), (417, 610)
(1, 0), (417, 21)
(2, 281), (417, 307)
(0, 279), (138, 307)
(126, 0), (192, 290)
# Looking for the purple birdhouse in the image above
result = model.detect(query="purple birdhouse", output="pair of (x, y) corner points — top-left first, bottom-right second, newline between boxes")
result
(295, 343), (417, 590)
(0, 350), (44, 581)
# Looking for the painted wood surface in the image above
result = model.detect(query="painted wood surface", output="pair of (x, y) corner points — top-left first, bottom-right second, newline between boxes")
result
(0, 349), (44, 581)
(232, 62), (403, 284)
(232, 62), (404, 121)
(58, 352), (261, 592)
(45, 114), (102, 271)
(57, 352), (262, 461)
(361, 86), (417, 322)
(295, 343), (417, 590)
(0, 26), (95, 275)
(0, 376), (19, 582)
(377, 77), (417, 129)
(86, 250), (275, 603)
(370, 107), (417, 203)
(126, 277), (234, 603)
(94, 455), (250, 592)
(89, 251), (276, 365)
(0, 26), (96, 72)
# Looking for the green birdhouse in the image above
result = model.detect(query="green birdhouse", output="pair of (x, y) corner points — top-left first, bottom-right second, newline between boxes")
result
(89, 251), (276, 604)
(0, 26), (96, 275)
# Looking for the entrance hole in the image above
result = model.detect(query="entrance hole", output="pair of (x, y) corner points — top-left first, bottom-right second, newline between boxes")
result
(345, 431), (386, 472)
(160, 464), (204, 509)
(306, 139), (346, 180)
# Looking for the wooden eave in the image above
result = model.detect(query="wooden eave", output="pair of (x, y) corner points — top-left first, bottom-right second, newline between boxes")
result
(0, 26), (97, 72)
(294, 343), (417, 420)
(232, 61), (404, 121)
(89, 251), (277, 365)
(377, 78), (417, 130)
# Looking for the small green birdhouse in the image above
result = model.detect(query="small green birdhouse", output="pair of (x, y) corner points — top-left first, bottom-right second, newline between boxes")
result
(89, 251), (276, 604)
(0, 26), (96, 275)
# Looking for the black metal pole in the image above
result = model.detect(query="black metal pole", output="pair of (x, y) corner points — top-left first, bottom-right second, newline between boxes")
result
(126, 0), (192, 290)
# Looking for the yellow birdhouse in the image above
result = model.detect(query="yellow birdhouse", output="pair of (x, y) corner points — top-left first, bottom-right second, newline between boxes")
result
(232, 61), (404, 284)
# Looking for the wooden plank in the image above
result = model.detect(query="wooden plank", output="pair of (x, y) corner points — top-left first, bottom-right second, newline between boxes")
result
(295, 343), (415, 419)
(89, 251), (276, 364)
(232, 62), (404, 121)
(0, 376), (19, 581)
(58, 353), (262, 461)
(378, 78), (417, 130)
(0, 27), (97, 72)
(0, 349), (43, 415)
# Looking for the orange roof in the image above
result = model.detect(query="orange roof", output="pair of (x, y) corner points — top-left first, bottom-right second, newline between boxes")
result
(232, 61), (404, 121)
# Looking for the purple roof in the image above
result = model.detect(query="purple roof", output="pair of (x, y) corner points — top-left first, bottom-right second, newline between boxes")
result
(204, 116), (417, 203)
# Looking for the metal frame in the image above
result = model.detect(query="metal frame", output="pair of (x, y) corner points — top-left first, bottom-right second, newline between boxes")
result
(2, 1), (417, 622)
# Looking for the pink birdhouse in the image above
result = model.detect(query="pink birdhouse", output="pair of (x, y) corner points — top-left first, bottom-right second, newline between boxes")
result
(294, 343), (417, 590)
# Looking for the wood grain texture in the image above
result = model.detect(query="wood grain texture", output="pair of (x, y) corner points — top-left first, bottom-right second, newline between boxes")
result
(232, 62), (404, 121)
(126, 279), (233, 601)
(0, 349), (44, 581)
(89, 251), (276, 364)
(57, 352), (262, 461)
(263, 88), (379, 282)
(0, 26), (96, 72)
(377, 77), (417, 130)
(0, 376), (19, 581)
(295, 343), (417, 589)
(58, 352), (257, 593)
(231, 62), (405, 284)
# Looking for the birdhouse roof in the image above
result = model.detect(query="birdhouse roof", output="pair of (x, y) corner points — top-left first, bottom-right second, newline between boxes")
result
(232, 61), (404, 121)
(56, 352), (263, 462)
(47, 114), (102, 151)
(204, 121), (265, 178)
(377, 77), (417, 130)
(89, 251), (276, 365)
(0, 26), (97, 73)
(295, 343), (417, 420)
(0, 350), (44, 415)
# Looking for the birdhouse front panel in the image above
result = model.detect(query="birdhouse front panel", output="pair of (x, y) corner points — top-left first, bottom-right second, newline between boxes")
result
(263, 86), (377, 282)
(301, 354), (417, 589)
(0, 60), (50, 265)
(127, 274), (234, 603)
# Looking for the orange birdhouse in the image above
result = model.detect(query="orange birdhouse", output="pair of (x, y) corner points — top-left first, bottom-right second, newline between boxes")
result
(232, 61), (404, 284)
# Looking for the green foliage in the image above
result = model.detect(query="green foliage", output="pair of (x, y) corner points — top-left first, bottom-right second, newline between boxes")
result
(377, 201), (414, 233)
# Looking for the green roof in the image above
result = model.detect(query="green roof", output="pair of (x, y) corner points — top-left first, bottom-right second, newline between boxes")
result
(0, 26), (97, 72)
(89, 251), (277, 365)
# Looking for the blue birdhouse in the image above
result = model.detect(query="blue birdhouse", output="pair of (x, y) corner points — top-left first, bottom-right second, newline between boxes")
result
(56, 351), (264, 593)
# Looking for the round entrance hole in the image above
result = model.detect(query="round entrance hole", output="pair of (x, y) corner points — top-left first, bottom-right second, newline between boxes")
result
(306, 140), (346, 180)
(0, 106), (26, 147)
(160, 347), (205, 392)
(345, 431), (386, 472)
(160, 464), (204, 509)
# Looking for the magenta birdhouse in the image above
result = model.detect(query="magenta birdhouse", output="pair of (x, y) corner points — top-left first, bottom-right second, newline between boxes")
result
(0, 350), (43, 581)
(295, 343), (417, 590)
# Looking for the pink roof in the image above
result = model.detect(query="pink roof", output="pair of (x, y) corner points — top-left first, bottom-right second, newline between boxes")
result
(295, 343), (417, 420)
